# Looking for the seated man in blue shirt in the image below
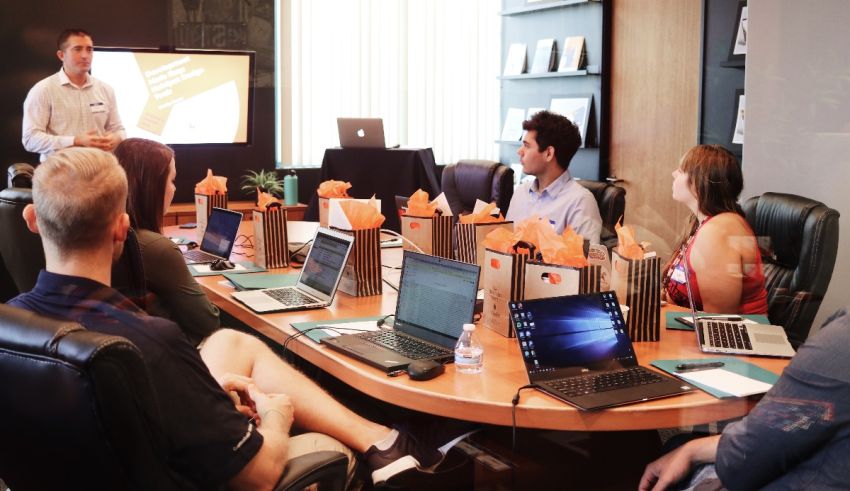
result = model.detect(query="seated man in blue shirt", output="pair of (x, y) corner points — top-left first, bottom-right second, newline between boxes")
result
(9, 147), (447, 489)
(506, 110), (602, 244)
(639, 308), (850, 491)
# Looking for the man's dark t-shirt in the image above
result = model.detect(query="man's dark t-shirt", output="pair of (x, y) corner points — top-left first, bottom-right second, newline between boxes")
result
(9, 271), (263, 488)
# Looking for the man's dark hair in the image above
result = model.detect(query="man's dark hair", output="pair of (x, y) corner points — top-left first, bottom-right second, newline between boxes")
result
(57, 28), (92, 51)
(522, 110), (581, 170)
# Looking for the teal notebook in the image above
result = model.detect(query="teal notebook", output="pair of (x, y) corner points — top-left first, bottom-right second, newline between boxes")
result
(188, 261), (266, 277)
(290, 316), (386, 344)
(651, 357), (780, 399)
(223, 273), (299, 291)
(665, 311), (770, 331)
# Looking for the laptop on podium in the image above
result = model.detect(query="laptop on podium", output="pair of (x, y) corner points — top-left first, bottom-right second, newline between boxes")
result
(337, 118), (386, 148)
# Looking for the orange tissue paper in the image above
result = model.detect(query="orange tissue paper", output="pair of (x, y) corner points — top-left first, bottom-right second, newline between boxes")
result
(256, 188), (282, 210)
(339, 196), (385, 229)
(615, 220), (646, 260)
(317, 180), (352, 198)
(194, 169), (227, 195)
(459, 202), (504, 224)
(404, 189), (439, 218)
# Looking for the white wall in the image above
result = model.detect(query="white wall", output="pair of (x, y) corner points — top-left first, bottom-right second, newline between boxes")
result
(744, 0), (850, 332)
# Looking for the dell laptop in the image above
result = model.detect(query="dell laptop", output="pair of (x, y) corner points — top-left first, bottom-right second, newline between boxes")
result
(509, 292), (692, 411)
(231, 227), (354, 313)
(183, 207), (243, 264)
(321, 251), (480, 372)
(683, 265), (795, 358)
(337, 117), (386, 148)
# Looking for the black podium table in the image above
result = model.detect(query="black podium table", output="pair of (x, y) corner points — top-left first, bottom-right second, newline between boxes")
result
(305, 147), (441, 232)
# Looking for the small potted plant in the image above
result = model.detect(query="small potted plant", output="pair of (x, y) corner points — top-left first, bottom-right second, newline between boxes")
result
(240, 169), (284, 203)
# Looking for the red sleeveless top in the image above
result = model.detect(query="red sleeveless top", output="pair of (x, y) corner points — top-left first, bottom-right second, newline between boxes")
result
(664, 215), (768, 315)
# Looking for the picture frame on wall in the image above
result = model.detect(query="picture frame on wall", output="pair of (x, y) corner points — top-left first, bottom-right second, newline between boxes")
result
(727, 2), (748, 62)
(730, 89), (745, 150)
(549, 94), (593, 148)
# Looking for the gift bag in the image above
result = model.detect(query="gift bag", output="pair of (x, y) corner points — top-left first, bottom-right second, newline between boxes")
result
(481, 248), (531, 337)
(455, 222), (513, 266)
(610, 251), (661, 342)
(195, 193), (228, 239)
(524, 261), (581, 300)
(335, 227), (382, 297)
(401, 214), (454, 259)
(318, 197), (330, 227)
(579, 264), (603, 294)
(253, 207), (289, 269)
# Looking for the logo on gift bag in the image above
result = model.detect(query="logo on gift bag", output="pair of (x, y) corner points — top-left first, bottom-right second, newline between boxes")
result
(409, 221), (421, 230)
(540, 272), (561, 285)
(490, 258), (501, 270)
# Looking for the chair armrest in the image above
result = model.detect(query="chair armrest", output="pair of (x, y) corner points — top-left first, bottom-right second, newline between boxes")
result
(273, 450), (349, 491)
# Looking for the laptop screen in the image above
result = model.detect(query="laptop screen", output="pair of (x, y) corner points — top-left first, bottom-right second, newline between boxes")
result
(298, 230), (352, 296)
(200, 207), (242, 257)
(509, 292), (637, 377)
(394, 251), (480, 348)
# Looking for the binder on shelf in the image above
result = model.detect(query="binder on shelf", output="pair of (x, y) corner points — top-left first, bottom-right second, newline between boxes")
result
(651, 357), (779, 399)
(500, 108), (526, 142)
(557, 36), (586, 72)
(503, 43), (527, 76)
(529, 38), (557, 74)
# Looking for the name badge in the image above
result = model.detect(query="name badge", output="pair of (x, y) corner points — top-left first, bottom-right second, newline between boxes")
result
(90, 102), (106, 113)
(671, 266), (687, 284)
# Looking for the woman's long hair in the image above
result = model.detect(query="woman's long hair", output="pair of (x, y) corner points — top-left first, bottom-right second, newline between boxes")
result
(113, 138), (175, 233)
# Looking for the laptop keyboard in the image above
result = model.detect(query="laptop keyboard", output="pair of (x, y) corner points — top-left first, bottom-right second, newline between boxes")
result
(263, 288), (319, 307)
(359, 331), (452, 360)
(183, 249), (221, 263)
(706, 321), (752, 350)
(548, 367), (664, 398)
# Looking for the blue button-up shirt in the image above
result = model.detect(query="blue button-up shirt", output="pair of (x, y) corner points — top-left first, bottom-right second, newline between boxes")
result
(506, 169), (602, 244)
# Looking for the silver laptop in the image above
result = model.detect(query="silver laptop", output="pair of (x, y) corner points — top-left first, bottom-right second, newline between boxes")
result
(337, 117), (386, 148)
(231, 227), (354, 313)
(683, 264), (795, 357)
(183, 207), (243, 264)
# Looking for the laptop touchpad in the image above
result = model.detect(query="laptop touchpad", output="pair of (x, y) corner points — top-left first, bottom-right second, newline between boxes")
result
(753, 333), (787, 345)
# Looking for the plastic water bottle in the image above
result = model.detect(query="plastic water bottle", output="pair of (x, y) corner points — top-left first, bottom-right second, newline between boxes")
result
(454, 323), (483, 374)
(283, 170), (299, 206)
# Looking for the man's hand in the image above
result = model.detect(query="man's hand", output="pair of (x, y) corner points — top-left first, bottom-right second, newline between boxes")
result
(73, 130), (113, 151)
(218, 373), (258, 419)
(250, 386), (294, 432)
(638, 436), (720, 491)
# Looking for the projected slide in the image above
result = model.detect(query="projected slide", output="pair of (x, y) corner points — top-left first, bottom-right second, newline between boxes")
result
(92, 49), (252, 144)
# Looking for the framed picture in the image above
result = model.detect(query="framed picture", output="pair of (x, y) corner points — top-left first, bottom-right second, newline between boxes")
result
(730, 89), (745, 149)
(549, 94), (593, 147)
(728, 2), (748, 62)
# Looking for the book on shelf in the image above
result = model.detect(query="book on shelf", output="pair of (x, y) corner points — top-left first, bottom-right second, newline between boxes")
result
(557, 36), (586, 72)
(501, 108), (526, 142)
(529, 38), (557, 74)
(503, 43), (527, 76)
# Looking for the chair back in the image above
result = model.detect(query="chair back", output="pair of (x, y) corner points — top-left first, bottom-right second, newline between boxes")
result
(576, 180), (626, 251)
(0, 304), (190, 490)
(441, 160), (514, 216)
(742, 192), (840, 347)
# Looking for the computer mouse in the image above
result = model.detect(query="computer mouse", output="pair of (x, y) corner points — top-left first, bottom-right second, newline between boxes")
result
(210, 259), (236, 271)
(406, 359), (445, 381)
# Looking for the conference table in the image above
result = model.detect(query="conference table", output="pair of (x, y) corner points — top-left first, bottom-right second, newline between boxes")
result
(168, 222), (790, 432)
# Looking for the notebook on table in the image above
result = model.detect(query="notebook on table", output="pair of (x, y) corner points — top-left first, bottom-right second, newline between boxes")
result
(337, 117), (386, 148)
(321, 251), (480, 372)
(682, 264), (795, 358)
(182, 207), (243, 264)
(509, 292), (693, 411)
(231, 227), (353, 313)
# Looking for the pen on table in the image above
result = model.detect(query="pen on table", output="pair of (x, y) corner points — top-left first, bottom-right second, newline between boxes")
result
(675, 361), (725, 372)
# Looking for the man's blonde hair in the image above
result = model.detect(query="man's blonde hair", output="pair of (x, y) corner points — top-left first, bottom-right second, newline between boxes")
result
(33, 147), (128, 252)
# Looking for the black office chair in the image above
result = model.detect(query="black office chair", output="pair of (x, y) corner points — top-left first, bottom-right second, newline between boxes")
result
(0, 304), (350, 490)
(576, 180), (626, 251)
(742, 192), (840, 348)
(7, 162), (34, 189)
(441, 160), (514, 216)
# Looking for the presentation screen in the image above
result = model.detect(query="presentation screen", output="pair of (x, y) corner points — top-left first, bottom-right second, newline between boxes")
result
(91, 47), (254, 145)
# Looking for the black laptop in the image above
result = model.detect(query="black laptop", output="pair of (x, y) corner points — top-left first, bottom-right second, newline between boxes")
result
(182, 207), (243, 264)
(509, 292), (693, 411)
(321, 251), (480, 372)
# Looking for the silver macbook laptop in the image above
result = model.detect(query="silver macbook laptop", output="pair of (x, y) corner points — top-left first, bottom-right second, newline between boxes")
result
(337, 117), (386, 148)
(231, 227), (354, 313)
(183, 207), (243, 264)
(683, 264), (795, 358)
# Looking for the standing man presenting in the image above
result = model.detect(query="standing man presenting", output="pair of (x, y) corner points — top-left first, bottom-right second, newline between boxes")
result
(506, 110), (602, 244)
(22, 28), (125, 161)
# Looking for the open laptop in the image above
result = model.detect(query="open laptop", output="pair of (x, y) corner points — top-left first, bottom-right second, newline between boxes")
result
(183, 207), (243, 264)
(509, 292), (692, 411)
(231, 228), (354, 313)
(337, 118), (386, 148)
(321, 251), (480, 372)
(683, 264), (795, 357)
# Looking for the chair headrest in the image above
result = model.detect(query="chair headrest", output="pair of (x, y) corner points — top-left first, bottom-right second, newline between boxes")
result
(7, 163), (35, 189)
(0, 187), (34, 205)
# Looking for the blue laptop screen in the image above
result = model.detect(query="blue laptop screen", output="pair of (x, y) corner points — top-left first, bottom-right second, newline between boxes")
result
(509, 292), (636, 376)
(200, 208), (242, 257)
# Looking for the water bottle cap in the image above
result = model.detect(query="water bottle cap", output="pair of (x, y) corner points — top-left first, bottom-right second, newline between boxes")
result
(463, 323), (476, 331)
